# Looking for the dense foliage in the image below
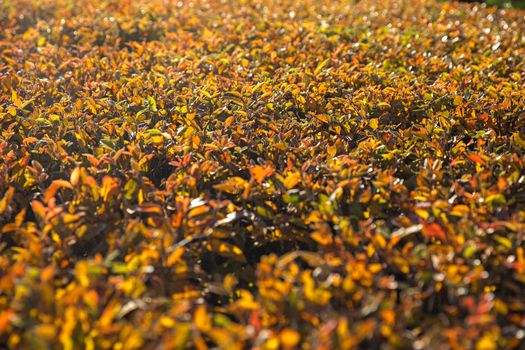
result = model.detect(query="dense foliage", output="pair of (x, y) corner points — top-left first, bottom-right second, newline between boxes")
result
(1, 0), (524, 348)
(462, 0), (525, 9)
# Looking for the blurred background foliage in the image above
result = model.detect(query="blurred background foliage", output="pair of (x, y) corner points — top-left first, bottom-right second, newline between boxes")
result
(455, 0), (525, 8)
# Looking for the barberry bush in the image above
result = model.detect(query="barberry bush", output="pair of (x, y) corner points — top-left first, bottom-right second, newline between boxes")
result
(1, 0), (524, 348)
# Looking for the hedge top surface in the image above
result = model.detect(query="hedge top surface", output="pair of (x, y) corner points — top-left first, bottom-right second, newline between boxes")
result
(0, 0), (524, 349)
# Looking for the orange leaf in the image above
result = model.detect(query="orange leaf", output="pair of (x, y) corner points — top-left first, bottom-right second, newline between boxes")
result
(280, 328), (300, 349)
(41, 266), (54, 282)
(0, 187), (14, 214)
(44, 180), (72, 203)
(85, 154), (100, 167)
(142, 204), (163, 214)
(249, 165), (274, 184)
(224, 116), (234, 127)
(311, 231), (333, 246)
(467, 153), (485, 165)
(188, 205), (209, 218)
(0, 310), (15, 335)
(22, 137), (39, 146)
(101, 176), (119, 202)
(31, 200), (47, 219)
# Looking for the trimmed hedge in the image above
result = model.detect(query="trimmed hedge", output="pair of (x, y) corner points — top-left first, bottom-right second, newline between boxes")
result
(0, 0), (524, 349)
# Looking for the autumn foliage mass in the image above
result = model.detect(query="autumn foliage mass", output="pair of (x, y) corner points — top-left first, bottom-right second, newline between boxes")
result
(1, 0), (525, 348)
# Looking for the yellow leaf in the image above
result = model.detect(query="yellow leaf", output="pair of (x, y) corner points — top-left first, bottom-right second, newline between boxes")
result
(60, 307), (77, 350)
(327, 145), (337, 157)
(485, 193), (506, 205)
(7, 106), (16, 116)
(37, 36), (46, 46)
(415, 209), (429, 219)
(150, 134), (164, 144)
(75, 261), (90, 288)
(207, 239), (246, 262)
(314, 58), (330, 75)
(236, 290), (259, 310)
(494, 236), (512, 250)
(160, 316), (176, 328)
(223, 274), (238, 293)
(263, 337), (280, 350)
(34, 324), (56, 341)
(166, 247), (184, 267)
(283, 172), (301, 189)
(70, 167), (81, 186)
(512, 132), (525, 149)
(314, 114), (330, 123)
(476, 334), (497, 350)
(305, 211), (321, 224)
(450, 204), (469, 217)
(194, 305), (211, 332)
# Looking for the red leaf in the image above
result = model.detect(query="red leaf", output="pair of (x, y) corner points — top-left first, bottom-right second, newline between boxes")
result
(422, 222), (446, 241)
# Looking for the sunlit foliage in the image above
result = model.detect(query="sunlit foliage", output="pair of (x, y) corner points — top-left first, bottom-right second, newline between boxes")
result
(1, 0), (524, 348)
